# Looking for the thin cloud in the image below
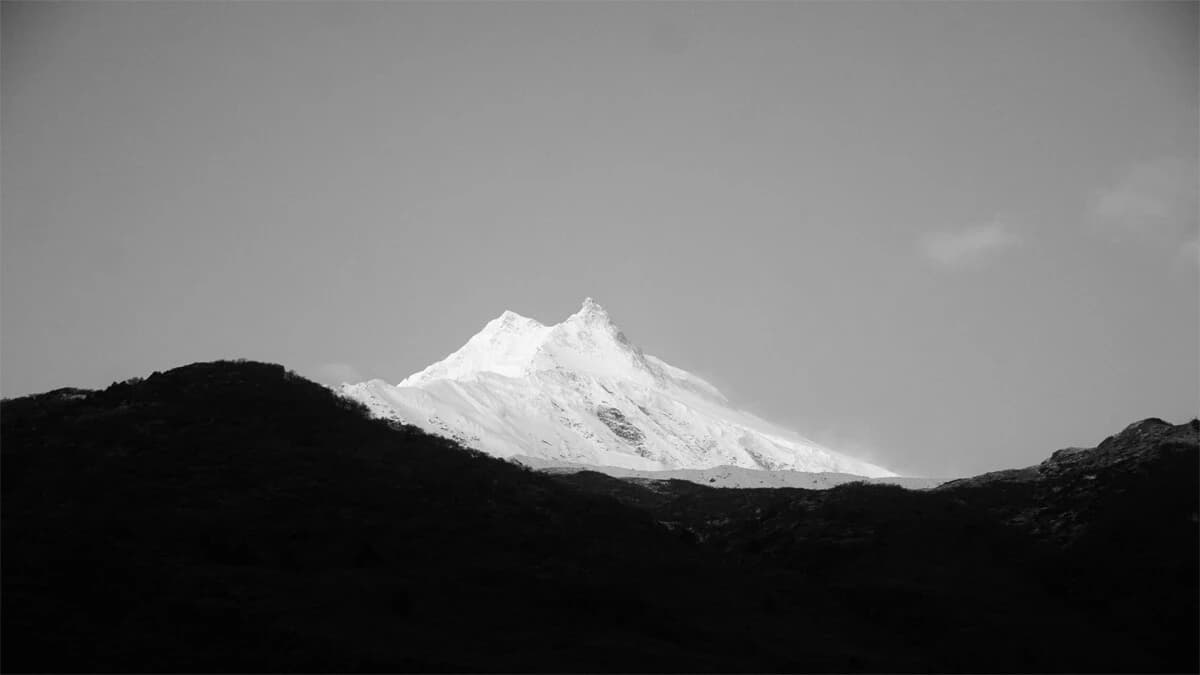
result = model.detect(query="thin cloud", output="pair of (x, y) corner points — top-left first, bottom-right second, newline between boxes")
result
(1090, 157), (1199, 239)
(919, 221), (1021, 268)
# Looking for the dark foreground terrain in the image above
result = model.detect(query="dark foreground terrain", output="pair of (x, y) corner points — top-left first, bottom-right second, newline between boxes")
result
(3, 361), (1196, 672)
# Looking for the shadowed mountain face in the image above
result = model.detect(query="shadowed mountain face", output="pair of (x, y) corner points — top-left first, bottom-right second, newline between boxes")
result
(2, 361), (1196, 673)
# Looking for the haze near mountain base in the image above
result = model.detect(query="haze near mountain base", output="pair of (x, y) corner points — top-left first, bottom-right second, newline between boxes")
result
(341, 299), (895, 477)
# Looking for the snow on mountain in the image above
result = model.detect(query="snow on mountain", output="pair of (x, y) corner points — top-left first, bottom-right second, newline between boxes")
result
(340, 298), (897, 478)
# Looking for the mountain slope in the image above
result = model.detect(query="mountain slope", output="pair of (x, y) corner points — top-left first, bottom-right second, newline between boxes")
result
(342, 299), (894, 477)
(2, 361), (1196, 672)
(552, 417), (1200, 673)
(0, 362), (791, 672)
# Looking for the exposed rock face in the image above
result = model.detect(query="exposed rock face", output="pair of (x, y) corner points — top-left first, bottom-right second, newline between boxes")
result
(596, 406), (646, 447)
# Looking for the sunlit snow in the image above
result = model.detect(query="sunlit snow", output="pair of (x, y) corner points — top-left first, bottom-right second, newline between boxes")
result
(341, 298), (896, 478)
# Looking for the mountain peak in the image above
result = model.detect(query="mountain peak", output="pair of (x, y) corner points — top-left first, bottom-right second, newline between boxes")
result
(346, 299), (897, 477)
(568, 297), (613, 326)
(486, 309), (544, 333)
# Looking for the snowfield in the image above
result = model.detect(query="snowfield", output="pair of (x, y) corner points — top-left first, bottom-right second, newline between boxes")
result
(341, 298), (897, 478)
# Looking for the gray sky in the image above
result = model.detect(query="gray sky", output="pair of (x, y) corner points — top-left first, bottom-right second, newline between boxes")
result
(3, 1), (1197, 476)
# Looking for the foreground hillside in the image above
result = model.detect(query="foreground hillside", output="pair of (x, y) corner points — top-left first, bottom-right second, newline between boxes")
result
(553, 418), (1199, 673)
(3, 361), (1196, 672)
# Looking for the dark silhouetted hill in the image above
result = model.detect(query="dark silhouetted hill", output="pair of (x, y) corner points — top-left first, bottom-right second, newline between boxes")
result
(3, 360), (1196, 672)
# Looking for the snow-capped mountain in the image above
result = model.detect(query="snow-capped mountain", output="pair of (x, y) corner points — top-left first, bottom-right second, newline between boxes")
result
(340, 298), (896, 478)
